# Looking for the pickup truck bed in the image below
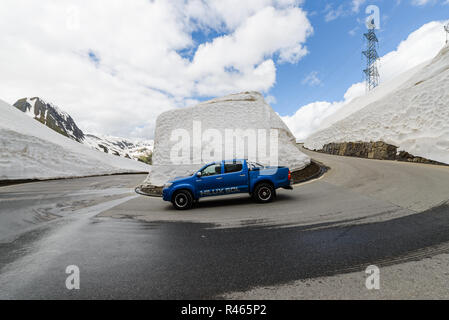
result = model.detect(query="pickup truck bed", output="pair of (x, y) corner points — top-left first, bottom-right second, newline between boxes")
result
(162, 159), (292, 210)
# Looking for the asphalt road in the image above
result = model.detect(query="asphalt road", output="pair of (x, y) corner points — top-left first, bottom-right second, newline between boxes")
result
(1, 152), (449, 299)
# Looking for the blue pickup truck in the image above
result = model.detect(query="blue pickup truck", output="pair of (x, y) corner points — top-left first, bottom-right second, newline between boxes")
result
(162, 159), (292, 210)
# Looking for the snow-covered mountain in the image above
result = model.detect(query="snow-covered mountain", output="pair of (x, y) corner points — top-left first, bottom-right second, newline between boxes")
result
(14, 97), (85, 142)
(0, 99), (150, 181)
(305, 44), (449, 165)
(13, 97), (153, 163)
(84, 134), (154, 162)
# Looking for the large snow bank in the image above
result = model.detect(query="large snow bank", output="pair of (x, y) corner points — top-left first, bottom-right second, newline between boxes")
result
(305, 45), (449, 164)
(0, 99), (150, 180)
(319, 62), (427, 131)
(144, 92), (310, 186)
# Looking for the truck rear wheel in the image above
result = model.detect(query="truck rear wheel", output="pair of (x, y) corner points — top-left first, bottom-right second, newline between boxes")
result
(172, 190), (193, 210)
(252, 183), (275, 203)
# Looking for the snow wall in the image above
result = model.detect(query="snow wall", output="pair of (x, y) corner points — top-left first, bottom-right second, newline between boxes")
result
(305, 45), (449, 165)
(0, 99), (150, 180)
(144, 92), (311, 186)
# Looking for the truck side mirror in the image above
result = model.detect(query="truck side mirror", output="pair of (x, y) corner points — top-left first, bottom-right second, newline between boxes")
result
(196, 172), (202, 178)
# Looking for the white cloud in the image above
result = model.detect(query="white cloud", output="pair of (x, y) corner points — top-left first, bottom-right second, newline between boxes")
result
(282, 82), (365, 142)
(411, 0), (435, 5)
(411, 0), (449, 5)
(283, 20), (448, 141)
(283, 101), (343, 142)
(352, 0), (367, 13)
(0, 0), (312, 139)
(349, 26), (360, 36)
(324, 4), (345, 22)
(265, 95), (277, 105)
(324, 1), (364, 22)
(302, 71), (322, 86)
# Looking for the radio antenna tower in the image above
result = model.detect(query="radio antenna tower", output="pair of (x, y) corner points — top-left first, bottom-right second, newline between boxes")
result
(363, 19), (379, 91)
(445, 22), (449, 45)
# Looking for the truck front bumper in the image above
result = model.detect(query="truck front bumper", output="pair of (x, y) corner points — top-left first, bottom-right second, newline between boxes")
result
(162, 188), (171, 201)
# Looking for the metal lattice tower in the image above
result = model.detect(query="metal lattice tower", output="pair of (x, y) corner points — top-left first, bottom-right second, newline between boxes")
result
(363, 25), (379, 92)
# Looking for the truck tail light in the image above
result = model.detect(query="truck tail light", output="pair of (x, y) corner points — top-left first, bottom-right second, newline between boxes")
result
(288, 170), (291, 180)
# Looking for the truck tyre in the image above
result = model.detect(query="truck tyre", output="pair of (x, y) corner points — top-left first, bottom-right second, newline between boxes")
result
(172, 190), (193, 210)
(253, 183), (275, 203)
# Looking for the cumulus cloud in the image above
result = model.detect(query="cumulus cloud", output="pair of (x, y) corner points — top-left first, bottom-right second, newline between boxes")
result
(0, 0), (312, 139)
(283, 20), (448, 141)
(282, 82), (365, 142)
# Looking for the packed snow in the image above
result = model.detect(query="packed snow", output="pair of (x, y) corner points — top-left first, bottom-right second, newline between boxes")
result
(83, 134), (153, 161)
(305, 45), (449, 165)
(14, 97), (153, 162)
(0, 99), (150, 181)
(144, 92), (310, 186)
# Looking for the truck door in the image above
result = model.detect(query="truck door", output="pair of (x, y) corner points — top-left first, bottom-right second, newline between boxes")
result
(222, 160), (248, 194)
(196, 162), (225, 197)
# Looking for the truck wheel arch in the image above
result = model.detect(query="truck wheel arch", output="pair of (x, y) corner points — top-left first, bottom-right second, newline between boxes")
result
(252, 180), (274, 192)
(171, 188), (194, 201)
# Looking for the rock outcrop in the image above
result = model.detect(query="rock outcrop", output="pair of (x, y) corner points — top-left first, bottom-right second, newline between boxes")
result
(14, 97), (85, 142)
(320, 141), (397, 160)
(314, 141), (447, 165)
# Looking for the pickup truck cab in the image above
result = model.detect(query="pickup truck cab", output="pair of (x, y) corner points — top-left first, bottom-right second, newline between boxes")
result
(162, 159), (292, 210)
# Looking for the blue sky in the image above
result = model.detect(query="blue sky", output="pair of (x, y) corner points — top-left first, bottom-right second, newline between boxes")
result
(192, 0), (449, 116)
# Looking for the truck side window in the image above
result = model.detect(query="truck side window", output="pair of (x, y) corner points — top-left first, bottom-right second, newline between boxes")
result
(224, 161), (243, 173)
(201, 163), (221, 176)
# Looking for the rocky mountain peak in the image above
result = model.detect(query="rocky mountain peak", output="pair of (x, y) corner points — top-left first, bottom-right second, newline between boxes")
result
(13, 97), (153, 164)
(13, 97), (85, 142)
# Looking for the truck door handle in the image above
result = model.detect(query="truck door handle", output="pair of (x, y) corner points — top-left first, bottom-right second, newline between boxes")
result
(216, 177), (223, 180)
(240, 174), (245, 177)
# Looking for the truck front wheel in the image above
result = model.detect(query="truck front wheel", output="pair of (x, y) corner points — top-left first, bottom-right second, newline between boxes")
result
(252, 183), (275, 203)
(172, 190), (193, 210)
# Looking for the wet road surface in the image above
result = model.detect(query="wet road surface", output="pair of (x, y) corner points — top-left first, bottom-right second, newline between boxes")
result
(1, 200), (449, 299)
(1, 154), (449, 299)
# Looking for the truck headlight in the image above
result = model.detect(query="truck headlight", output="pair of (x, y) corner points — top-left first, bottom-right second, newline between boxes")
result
(163, 183), (173, 188)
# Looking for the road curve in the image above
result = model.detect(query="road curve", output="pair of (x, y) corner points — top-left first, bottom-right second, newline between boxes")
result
(0, 153), (449, 299)
(101, 148), (449, 228)
(301, 147), (449, 212)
